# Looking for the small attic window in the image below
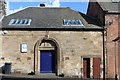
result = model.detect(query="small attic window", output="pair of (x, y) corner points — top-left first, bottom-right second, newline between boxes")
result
(63, 19), (83, 26)
(9, 19), (32, 26)
(112, 0), (120, 2)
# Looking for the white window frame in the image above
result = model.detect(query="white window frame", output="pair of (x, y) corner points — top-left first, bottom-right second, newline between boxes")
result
(63, 19), (84, 26)
(9, 19), (32, 26)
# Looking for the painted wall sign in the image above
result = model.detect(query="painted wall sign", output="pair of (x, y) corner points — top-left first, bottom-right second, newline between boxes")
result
(20, 43), (28, 53)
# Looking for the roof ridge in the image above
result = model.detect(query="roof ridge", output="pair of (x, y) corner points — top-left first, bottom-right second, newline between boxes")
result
(28, 6), (69, 9)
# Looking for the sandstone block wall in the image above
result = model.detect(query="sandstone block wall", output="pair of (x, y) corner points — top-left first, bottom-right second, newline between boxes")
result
(0, 30), (103, 77)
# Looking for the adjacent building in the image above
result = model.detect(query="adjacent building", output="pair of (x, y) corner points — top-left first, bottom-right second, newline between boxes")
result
(0, 0), (6, 18)
(87, 0), (120, 79)
(1, 5), (104, 79)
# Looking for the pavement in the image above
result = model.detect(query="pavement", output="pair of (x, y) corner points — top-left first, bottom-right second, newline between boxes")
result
(0, 73), (113, 80)
(0, 73), (82, 80)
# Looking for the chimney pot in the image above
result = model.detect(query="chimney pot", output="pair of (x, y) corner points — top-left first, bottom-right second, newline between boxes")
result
(40, 4), (45, 7)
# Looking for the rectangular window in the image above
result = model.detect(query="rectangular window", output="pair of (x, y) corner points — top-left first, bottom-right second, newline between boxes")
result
(9, 19), (32, 26)
(63, 19), (84, 26)
(112, 0), (120, 2)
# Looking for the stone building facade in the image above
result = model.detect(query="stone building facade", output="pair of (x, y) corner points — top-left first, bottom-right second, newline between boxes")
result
(1, 30), (103, 77)
(87, 0), (120, 79)
(1, 6), (104, 79)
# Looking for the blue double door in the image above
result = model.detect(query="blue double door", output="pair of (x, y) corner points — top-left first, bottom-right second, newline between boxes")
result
(40, 50), (56, 73)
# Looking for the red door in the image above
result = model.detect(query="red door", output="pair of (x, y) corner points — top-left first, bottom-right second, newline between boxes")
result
(83, 59), (87, 78)
(93, 58), (100, 79)
(83, 58), (90, 79)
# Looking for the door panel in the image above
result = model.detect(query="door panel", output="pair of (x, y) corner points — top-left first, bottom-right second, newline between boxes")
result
(40, 51), (55, 73)
(93, 58), (100, 79)
(83, 59), (87, 78)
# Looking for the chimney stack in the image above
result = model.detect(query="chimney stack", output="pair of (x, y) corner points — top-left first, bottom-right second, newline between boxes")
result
(40, 4), (45, 7)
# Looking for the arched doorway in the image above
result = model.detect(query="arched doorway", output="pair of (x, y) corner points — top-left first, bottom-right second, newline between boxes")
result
(39, 40), (57, 73)
(34, 38), (61, 75)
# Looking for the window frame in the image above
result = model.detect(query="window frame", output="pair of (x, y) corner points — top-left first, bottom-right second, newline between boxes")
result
(63, 19), (84, 26)
(9, 19), (32, 26)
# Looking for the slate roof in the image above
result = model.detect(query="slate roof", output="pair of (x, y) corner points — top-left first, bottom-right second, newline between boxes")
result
(2, 7), (103, 30)
(97, 0), (120, 13)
